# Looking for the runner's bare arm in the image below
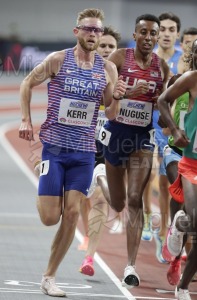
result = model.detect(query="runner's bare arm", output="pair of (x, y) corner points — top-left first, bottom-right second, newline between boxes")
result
(158, 71), (197, 147)
(19, 50), (65, 141)
(102, 60), (126, 120)
(160, 58), (170, 91)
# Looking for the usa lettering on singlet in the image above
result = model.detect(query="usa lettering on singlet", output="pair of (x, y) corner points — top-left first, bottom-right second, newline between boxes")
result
(115, 48), (163, 127)
(39, 48), (107, 152)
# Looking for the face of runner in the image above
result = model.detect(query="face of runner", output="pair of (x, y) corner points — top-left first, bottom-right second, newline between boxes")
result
(192, 39), (197, 70)
(74, 18), (104, 52)
(97, 35), (118, 59)
(181, 34), (197, 53)
(158, 19), (179, 50)
(134, 20), (159, 55)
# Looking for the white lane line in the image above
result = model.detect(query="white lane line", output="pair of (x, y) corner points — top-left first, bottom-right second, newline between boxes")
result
(0, 287), (177, 299)
(0, 121), (38, 188)
(0, 121), (136, 300)
(156, 289), (197, 295)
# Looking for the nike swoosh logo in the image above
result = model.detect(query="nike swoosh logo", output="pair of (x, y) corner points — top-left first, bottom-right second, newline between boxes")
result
(128, 69), (138, 73)
(66, 69), (75, 74)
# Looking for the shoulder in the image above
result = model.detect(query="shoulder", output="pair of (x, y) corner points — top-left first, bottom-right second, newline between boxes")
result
(45, 49), (66, 64)
(108, 48), (127, 70)
(44, 49), (66, 76)
(170, 70), (197, 94)
(184, 70), (197, 88)
(104, 59), (117, 74)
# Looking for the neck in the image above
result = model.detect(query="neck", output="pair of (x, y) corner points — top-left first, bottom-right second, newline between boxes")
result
(74, 45), (95, 69)
(134, 49), (152, 68)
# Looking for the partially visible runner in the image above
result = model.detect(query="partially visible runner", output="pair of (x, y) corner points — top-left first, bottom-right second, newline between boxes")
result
(99, 14), (169, 288)
(177, 27), (197, 74)
(150, 12), (182, 263)
(19, 8), (126, 297)
(158, 40), (197, 300)
(162, 40), (197, 285)
(161, 41), (197, 286)
(97, 27), (124, 235)
(79, 26), (123, 276)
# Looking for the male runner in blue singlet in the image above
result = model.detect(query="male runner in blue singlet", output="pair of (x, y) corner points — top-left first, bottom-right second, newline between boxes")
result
(19, 8), (126, 297)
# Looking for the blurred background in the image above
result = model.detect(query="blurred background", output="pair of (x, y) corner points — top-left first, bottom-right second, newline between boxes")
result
(0, 0), (196, 72)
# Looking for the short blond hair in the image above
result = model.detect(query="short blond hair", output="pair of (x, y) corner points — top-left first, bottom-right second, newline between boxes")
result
(77, 8), (104, 25)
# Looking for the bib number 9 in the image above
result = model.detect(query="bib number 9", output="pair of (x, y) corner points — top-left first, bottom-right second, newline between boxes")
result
(98, 127), (111, 146)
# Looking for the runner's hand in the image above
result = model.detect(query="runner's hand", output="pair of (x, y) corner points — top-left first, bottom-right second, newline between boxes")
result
(172, 128), (190, 148)
(113, 75), (127, 100)
(19, 121), (34, 141)
(125, 82), (149, 98)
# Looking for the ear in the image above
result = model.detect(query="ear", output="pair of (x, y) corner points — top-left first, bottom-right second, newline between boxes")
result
(73, 27), (78, 36)
(133, 33), (136, 41)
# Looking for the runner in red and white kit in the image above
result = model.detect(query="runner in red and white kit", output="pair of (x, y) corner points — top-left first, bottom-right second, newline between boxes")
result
(99, 14), (169, 288)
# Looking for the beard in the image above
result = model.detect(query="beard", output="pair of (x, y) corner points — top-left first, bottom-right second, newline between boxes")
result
(79, 37), (99, 52)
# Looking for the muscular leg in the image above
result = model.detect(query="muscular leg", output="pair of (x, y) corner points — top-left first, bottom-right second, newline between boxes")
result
(177, 178), (197, 290)
(105, 160), (127, 212)
(79, 175), (113, 276)
(86, 184), (109, 257)
(166, 161), (189, 254)
(80, 197), (91, 237)
(166, 161), (183, 221)
(126, 150), (153, 265)
(37, 195), (63, 226)
(143, 169), (156, 214)
(77, 197), (91, 251)
(158, 174), (170, 237)
(37, 190), (83, 277)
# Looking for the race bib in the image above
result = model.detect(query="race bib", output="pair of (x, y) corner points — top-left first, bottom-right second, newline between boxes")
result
(40, 160), (49, 176)
(115, 99), (152, 127)
(98, 127), (111, 146)
(179, 111), (186, 130)
(58, 98), (95, 127)
(95, 109), (108, 140)
(193, 130), (197, 153)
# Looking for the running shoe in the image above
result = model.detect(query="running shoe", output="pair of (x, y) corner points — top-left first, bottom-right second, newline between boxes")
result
(79, 255), (94, 276)
(153, 230), (167, 263)
(175, 287), (191, 300)
(34, 160), (41, 178)
(141, 213), (152, 241)
(167, 210), (185, 257)
(121, 265), (140, 289)
(167, 257), (181, 286)
(181, 247), (187, 262)
(78, 236), (89, 251)
(87, 163), (106, 198)
(181, 255), (187, 262)
(40, 276), (66, 297)
(109, 219), (123, 234)
(162, 229), (175, 262)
